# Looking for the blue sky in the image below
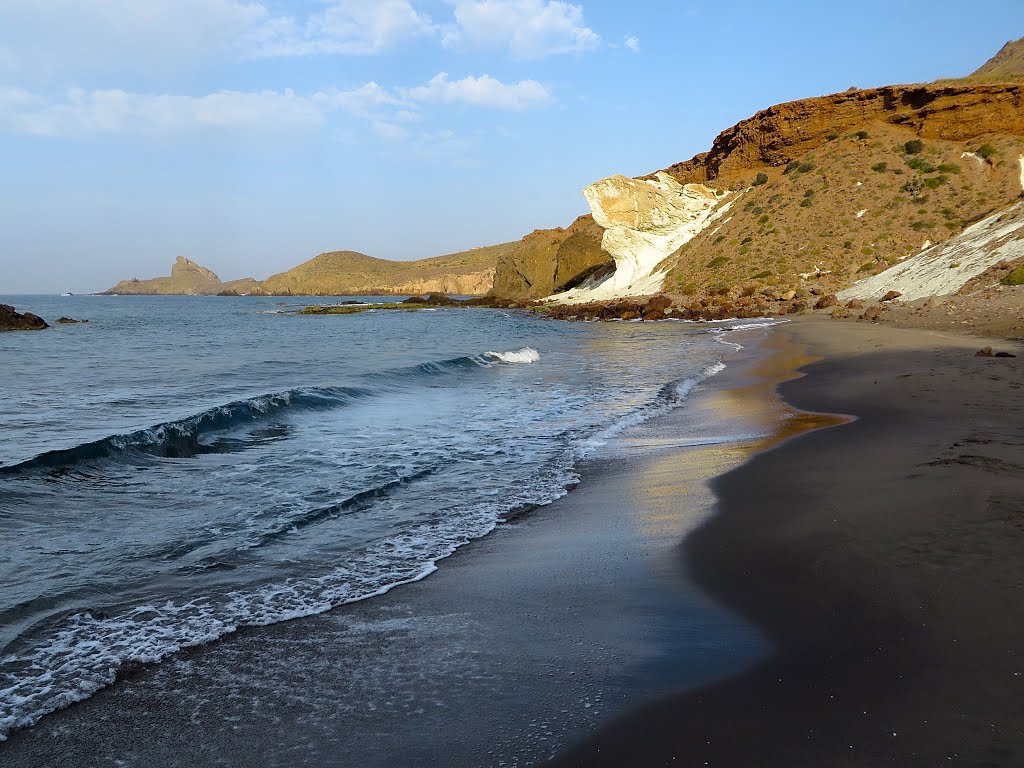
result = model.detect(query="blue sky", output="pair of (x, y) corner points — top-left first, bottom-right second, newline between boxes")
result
(1, 0), (1022, 293)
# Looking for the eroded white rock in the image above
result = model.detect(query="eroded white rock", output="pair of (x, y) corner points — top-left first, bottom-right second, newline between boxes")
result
(839, 201), (1024, 302)
(546, 173), (732, 303)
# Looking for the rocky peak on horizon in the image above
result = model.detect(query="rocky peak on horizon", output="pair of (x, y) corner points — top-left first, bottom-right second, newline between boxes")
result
(104, 257), (259, 296)
(970, 36), (1024, 80)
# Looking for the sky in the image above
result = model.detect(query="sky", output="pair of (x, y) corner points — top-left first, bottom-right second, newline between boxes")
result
(1, 1), (1023, 293)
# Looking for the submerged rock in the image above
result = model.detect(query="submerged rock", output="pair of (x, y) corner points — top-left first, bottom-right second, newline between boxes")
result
(56, 317), (88, 324)
(0, 304), (48, 331)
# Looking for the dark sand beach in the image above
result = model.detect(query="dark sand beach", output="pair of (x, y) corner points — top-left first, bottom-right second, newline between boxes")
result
(553, 317), (1024, 766)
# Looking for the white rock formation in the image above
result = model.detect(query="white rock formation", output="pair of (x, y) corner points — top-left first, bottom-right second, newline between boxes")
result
(838, 202), (1024, 302)
(545, 173), (732, 304)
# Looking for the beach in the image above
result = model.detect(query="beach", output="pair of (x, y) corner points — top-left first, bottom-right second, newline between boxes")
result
(553, 316), (1024, 766)
(2, 316), (1021, 766)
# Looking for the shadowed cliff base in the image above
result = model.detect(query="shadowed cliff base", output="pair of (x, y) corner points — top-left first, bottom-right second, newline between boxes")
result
(549, 318), (1024, 767)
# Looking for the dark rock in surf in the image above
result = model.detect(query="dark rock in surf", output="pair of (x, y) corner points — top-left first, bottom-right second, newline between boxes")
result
(0, 304), (48, 331)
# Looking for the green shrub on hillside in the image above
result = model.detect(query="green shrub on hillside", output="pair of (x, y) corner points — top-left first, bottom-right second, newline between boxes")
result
(797, 162), (816, 173)
(976, 144), (997, 159)
(753, 172), (769, 186)
(936, 163), (961, 174)
(923, 175), (948, 189)
(784, 160), (802, 174)
(855, 130), (870, 140)
(906, 157), (935, 173)
(871, 162), (888, 172)
(707, 256), (729, 269)
(902, 178), (924, 196)
(904, 139), (924, 154)
(1003, 266), (1024, 285)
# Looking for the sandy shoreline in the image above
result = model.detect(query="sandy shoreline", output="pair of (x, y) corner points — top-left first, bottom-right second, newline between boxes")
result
(552, 317), (1024, 766)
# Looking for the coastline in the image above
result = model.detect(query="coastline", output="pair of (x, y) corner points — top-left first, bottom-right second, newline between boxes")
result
(551, 316), (1024, 766)
(0, 324), (815, 767)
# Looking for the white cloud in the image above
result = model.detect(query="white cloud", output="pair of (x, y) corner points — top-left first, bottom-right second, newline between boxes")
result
(248, 0), (436, 57)
(444, 0), (600, 58)
(313, 82), (410, 118)
(404, 73), (552, 110)
(0, 87), (324, 137)
(624, 35), (639, 52)
(0, 74), (552, 138)
(0, 0), (607, 77)
(0, 0), (267, 77)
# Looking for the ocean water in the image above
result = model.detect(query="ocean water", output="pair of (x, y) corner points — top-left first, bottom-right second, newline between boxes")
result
(0, 294), (770, 740)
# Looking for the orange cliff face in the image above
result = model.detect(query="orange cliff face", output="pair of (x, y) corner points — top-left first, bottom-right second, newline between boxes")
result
(658, 83), (1024, 186)
(488, 79), (1024, 304)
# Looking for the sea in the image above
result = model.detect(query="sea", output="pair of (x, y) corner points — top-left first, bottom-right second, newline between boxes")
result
(0, 294), (775, 742)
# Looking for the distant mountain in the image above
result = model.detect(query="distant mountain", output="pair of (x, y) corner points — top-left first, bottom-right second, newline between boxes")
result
(255, 248), (498, 296)
(103, 257), (260, 296)
(104, 246), (502, 297)
(969, 36), (1024, 80)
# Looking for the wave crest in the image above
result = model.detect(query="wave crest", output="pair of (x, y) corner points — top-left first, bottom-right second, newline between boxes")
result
(485, 347), (540, 364)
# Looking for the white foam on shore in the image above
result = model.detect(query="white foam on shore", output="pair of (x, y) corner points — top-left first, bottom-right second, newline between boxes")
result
(577, 362), (727, 453)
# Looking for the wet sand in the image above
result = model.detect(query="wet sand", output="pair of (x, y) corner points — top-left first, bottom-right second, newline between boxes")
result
(552, 317), (1024, 767)
(0, 328), (819, 767)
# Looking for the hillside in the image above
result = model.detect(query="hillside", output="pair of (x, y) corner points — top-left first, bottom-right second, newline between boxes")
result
(967, 36), (1024, 81)
(488, 77), (1024, 315)
(255, 247), (498, 296)
(103, 257), (260, 295)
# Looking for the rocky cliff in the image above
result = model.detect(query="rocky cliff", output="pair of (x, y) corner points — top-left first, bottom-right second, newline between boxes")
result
(490, 72), (1024, 306)
(256, 248), (497, 296)
(547, 174), (733, 304)
(489, 215), (612, 299)
(104, 257), (260, 295)
(656, 82), (1024, 188)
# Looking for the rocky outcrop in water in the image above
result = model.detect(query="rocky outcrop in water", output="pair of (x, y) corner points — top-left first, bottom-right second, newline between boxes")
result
(104, 257), (260, 296)
(0, 305), (48, 331)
